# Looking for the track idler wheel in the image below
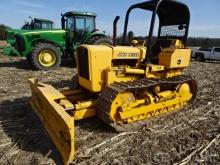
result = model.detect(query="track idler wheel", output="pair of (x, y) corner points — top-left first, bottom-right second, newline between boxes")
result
(109, 92), (135, 124)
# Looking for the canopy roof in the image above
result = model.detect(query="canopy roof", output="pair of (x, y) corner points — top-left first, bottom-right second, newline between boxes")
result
(129, 0), (190, 26)
(34, 18), (54, 23)
(63, 11), (97, 17)
(122, 0), (190, 45)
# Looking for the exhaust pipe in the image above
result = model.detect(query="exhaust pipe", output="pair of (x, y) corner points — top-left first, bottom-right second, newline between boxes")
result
(61, 14), (65, 29)
(113, 16), (120, 46)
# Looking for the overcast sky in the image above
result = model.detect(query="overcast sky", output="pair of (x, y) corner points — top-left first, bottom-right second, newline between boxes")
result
(0, 0), (219, 38)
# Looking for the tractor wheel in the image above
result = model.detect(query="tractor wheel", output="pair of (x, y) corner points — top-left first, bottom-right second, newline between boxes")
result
(30, 43), (61, 70)
(86, 36), (113, 45)
(195, 53), (205, 62)
(70, 74), (80, 89)
(27, 54), (32, 63)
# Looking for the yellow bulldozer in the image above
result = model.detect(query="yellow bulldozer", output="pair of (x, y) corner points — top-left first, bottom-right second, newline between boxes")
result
(28, 0), (197, 164)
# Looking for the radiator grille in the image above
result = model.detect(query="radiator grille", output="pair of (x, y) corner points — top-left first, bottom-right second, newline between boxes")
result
(78, 48), (90, 80)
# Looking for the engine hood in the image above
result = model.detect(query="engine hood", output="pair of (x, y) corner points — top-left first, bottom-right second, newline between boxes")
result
(8, 29), (28, 33)
(18, 29), (66, 36)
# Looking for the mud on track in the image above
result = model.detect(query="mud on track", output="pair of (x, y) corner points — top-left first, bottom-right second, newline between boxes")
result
(0, 52), (219, 165)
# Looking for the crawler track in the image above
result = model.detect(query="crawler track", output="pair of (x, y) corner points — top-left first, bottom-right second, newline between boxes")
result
(96, 75), (198, 131)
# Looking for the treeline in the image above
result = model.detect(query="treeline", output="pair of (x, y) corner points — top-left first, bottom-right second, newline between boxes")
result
(1, 23), (220, 47)
(0, 24), (11, 40)
(116, 33), (220, 47)
(187, 37), (220, 47)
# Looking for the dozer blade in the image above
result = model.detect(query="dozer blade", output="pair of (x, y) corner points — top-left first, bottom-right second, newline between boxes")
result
(28, 79), (74, 165)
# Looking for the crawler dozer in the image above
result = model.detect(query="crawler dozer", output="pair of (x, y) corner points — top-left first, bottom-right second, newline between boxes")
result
(29, 0), (197, 164)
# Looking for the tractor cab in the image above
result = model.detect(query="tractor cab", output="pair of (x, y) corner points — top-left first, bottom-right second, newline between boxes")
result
(61, 11), (97, 42)
(22, 18), (54, 30)
(31, 18), (54, 30)
(121, 0), (190, 64)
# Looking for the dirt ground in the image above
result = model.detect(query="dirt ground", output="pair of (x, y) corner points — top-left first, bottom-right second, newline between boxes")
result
(0, 49), (219, 165)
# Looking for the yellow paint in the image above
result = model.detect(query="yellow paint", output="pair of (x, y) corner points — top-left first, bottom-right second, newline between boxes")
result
(38, 50), (56, 67)
(112, 46), (142, 59)
(77, 41), (191, 94)
(109, 92), (136, 123)
(130, 40), (139, 46)
(106, 68), (135, 85)
(28, 79), (74, 165)
(118, 84), (192, 123)
(78, 45), (112, 92)
(75, 101), (94, 110)
(159, 48), (191, 69)
(146, 67), (183, 79)
(147, 64), (165, 72)
(174, 39), (185, 48)
(107, 82), (193, 124)
(74, 108), (96, 120)
(77, 45), (147, 92)
(28, 79), (96, 164)
(124, 68), (145, 74)
(29, 37), (196, 164)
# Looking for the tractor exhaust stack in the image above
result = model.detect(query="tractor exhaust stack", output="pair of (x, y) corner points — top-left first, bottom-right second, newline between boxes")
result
(113, 16), (120, 46)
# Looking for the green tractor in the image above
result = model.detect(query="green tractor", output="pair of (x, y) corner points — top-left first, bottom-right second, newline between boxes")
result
(3, 17), (54, 56)
(21, 17), (54, 30)
(4, 11), (112, 70)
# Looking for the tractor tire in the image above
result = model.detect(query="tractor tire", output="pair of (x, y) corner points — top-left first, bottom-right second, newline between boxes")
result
(195, 53), (205, 62)
(70, 74), (80, 89)
(27, 54), (32, 63)
(30, 43), (61, 70)
(86, 36), (113, 46)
